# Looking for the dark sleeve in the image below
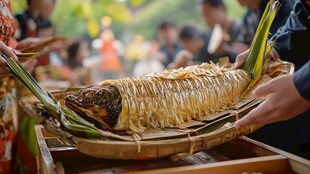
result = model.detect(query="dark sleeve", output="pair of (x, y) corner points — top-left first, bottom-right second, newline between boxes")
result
(294, 60), (310, 102)
(271, 1), (310, 70)
(265, 0), (294, 35)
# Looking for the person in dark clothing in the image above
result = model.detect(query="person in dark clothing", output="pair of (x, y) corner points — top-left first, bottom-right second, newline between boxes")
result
(39, 20), (53, 37)
(270, 0), (310, 70)
(294, 61), (310, 104)
(235, 0), (310, 159)
(199, 0), (242, 44)
(178, 25), (214, 64)
(199, 0), (243, 61)
(237, 0), (295, 45)
(15, 8), (40, 41)
(67, 39), (89, 69)
(157, 20), (182, 67)
(15, 0), (56, 41)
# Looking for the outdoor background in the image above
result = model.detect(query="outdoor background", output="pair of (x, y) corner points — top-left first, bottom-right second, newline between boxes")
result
(12, 0), (246, 44)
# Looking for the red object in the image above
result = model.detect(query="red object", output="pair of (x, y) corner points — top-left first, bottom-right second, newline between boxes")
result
(37, 55), (50, 66)
(0, 0), (17, 172)
(0, 132), (15, 173)
(16, 135), (37, 174)
(100, 40), (122, 72)
(0, 0), (16, 46)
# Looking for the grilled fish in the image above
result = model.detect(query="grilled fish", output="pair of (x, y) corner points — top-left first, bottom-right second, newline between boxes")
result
(65, 63), (251, 132)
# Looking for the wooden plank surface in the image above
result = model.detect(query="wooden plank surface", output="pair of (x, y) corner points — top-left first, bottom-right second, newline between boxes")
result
(52, 151), (222, 173)
(128, 155), (291, 174)
(240, 137), (310, 174)
(35, 125), (56, 174)
(35, 124), (277, 173)
(35, 125), (310, 174)
(48, 138), (270, 173)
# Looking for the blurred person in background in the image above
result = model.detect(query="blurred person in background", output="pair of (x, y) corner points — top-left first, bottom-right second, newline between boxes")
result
(100, 16), (125, 66)
(157, 20), (182, 67)
(15, 0), (56, 41)
(67, 38), (92, 85)
(97, 28), (123, 80)
(49, 45), (69, 66)
(44, 22), (70, 67)
(0, 0), (38, 172)
(132, 41), (165, 77)
(168, 50), (194, 69)
(36, 37), (91, 86)
(178, 25), (214, 64)
(199, 0), (243, 60)
(38, 20), (53, 38)
(236, 0), (294, 49)
(125, 35), (149, 76)
(15, 0), (57, 66)
(68, 38), (89, 69)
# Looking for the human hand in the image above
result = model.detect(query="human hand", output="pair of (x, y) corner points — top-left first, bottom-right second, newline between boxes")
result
(0, 41), (38, 76)
(0, 57), (38, 77)
(234, 48), (279, 69)
(235, 74), (310, 129)
(15, 37), (41, 50)
(0, 41), (18, 66)
(175, 50), (193, 67)
(234, 49), (249, 69)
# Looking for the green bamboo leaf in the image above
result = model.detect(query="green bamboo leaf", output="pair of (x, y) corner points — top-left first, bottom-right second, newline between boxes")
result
(2, 53), (103, 138)
(241, 0), (280, 87)
(241, 1), (271, 71)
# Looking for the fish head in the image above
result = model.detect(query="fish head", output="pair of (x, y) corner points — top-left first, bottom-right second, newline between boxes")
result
(64, 85), (122, 129)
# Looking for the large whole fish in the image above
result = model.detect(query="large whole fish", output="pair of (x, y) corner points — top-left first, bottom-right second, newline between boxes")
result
(64, 63), (251, 132)
(1, 0), (280, 138)
(64, 0), (282, 133)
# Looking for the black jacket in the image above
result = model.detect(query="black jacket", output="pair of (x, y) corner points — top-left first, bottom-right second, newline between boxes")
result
(248, 0), (310, 154)
(271, 0), (310, 70)
(294, 60), (310, 101)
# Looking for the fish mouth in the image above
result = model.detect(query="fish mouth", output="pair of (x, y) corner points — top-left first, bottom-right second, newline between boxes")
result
(64, 98), (114, 131)
(65, 100), (93, 118)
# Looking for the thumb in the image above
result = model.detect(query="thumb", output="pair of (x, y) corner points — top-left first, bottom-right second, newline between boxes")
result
(253, 82), (274, 98)
(0, 42), (18, 61)
(234, 50), (248, 69)
(234, 55), (244, 69)
(0, 58), (6, 66)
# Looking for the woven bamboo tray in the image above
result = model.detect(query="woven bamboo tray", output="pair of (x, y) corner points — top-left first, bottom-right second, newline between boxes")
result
(20, 61), (295, 160)
(35, 125), (310, 174)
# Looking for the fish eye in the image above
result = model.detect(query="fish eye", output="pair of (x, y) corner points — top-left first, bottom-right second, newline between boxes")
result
(84, 91), (94, 99)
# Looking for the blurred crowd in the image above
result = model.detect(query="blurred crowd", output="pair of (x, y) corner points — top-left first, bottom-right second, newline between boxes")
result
(10, 0), (295, 87)
(70, 0), (293, 84)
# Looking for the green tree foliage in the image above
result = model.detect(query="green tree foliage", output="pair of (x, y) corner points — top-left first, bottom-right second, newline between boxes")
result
(11, 0), (27, 13)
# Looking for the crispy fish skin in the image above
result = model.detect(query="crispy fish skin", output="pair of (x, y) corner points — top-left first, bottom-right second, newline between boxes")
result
(65, 63), (251, 132)
(65, 85), (122, 130)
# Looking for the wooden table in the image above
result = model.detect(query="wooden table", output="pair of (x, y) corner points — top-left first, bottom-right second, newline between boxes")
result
(35, 125), (310, 174)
